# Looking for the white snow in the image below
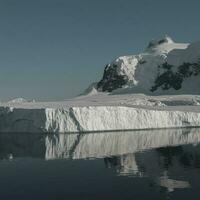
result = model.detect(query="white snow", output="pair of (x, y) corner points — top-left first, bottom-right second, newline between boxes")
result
(7, 98), (36, 104)
(80, 82), (99, 96)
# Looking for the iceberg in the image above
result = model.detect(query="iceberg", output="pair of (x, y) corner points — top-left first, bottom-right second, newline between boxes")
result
(1, 94), (200, 132)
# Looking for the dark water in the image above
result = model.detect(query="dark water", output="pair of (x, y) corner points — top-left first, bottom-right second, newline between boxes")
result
(0, 128), (200, 199)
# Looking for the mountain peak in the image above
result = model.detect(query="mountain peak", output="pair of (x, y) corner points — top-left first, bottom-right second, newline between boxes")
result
(147, 35), (174, 49)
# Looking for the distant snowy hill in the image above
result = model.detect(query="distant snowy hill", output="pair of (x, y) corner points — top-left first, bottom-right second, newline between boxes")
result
(95, 36), (200, 95)
(7, 98), (36, 104)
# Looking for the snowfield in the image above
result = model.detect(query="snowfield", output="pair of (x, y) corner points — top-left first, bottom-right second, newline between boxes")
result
(1, 94), (200, 133)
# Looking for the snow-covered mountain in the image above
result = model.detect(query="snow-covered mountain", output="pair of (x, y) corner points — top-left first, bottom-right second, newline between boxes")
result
(96, 36), (200, 95)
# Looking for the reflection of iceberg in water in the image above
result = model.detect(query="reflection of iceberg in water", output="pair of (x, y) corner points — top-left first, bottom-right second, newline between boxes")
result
(45, 128), (200, 160)
(46, 128), (196, 193)
(0, 133), (46, 159)
(0, 128), (200, 160)
(0, 128), (199, 192)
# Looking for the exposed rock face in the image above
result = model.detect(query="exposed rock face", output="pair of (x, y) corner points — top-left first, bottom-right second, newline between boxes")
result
(97, 64), (129, 92)
(151, 60), (200, 92)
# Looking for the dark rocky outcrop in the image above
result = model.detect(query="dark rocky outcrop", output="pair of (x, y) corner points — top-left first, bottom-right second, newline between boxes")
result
(151, 59), (200, 92)
(97, 64), (128, 92)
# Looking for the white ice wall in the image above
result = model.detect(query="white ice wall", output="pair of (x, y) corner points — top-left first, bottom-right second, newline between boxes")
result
(0, 105), (200, 133)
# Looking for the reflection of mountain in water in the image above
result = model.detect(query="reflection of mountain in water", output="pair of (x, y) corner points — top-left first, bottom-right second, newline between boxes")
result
(1, 128), (200, 191)
(158, 175), (190, 192)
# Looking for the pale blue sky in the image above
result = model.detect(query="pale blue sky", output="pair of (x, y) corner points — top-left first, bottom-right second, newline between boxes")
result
(0, 0), (200, 101)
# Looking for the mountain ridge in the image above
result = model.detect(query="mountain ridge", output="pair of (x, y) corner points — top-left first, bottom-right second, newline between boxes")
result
(87, 36), (200, 95)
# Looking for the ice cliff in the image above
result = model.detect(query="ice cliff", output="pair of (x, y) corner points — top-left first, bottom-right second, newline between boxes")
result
(1, 94), (200, 132)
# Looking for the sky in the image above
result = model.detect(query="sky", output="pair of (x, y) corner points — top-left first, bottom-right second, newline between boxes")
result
(0, 0), (200, 101)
